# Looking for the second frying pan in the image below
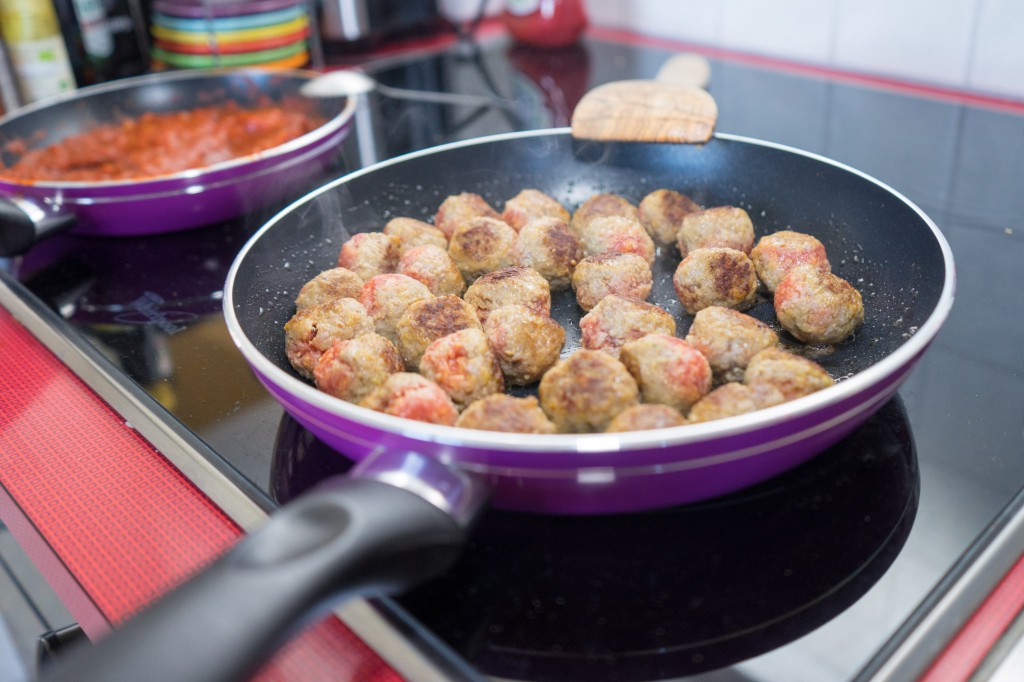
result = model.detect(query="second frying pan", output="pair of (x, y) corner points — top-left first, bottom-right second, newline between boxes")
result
(0, 68), (356, 256)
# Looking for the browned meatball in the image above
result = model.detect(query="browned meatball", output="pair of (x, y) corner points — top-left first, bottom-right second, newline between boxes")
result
(774, 264), (865, 345)
(397, 244), (466, 297)
(358, 273), (434, 347)
(483, 304), (565, 386)
(677, 206), (756, 258)
(294, 267), (364, 310)
(501, 189), (570, 231)
(673, 247), (759, 315)
(579, 295), (676, 358)
(605, 404), (688, 432)
(638, 188), (701, 245)
(435, 192), (500, 240)
(456, 394), (557, 434)
(463, 265), (551, 325)
(383, 217), (448, 255)
(284, 297), (374, 379)
(514, 216), (582, 291)
(359, 372), (458, 426)
(577, 215), (657, 267)
(419, 328), (505, 410)
(336, 232), (400, 281)
(448, 216), (518, 282)
(744, 347), (834, 408)
(571, 252), (653, 312)
(538, 350), (640, 433)
(687, 382), (759, 423)
(749, 230), (830, 293)
(619, 334), (712, 413)
(313, 332), (403, 403)
(684, 306), (779, 381)
(570, 193), (639, 237)
(396, 294), (482, 369)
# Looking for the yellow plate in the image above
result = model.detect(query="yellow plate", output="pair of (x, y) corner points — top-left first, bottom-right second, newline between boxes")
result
(150, 15), (308, 45)
(150, 50), (309, 71)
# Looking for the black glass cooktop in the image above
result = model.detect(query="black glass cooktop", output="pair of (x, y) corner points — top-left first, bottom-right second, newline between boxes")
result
(7, 31), (1024, 681)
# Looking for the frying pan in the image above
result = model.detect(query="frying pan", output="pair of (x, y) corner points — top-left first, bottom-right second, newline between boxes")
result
(44, 83), (954, 682)
(0, 67), (356, 257)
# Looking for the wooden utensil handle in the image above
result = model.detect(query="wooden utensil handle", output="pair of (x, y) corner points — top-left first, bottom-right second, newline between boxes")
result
(570, 79), (717, 144)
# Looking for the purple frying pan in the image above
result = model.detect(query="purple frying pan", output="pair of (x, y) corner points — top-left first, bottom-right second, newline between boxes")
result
(43, 83), (955, 682)
(0, 67), (356, 256)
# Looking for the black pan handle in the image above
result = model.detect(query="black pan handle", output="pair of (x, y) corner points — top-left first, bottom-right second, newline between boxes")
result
(0, 195), (77, 257)
(42, 452), (486, 682)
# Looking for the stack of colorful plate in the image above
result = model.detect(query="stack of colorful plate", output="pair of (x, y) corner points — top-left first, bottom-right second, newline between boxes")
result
(150, 0), (311, 70)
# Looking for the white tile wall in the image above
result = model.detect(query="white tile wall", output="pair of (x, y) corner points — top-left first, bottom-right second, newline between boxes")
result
(833, 0), (978, 85)
(584, 0), (1024, 99)
(721, 0), (836, 64)
(969, 0), (1024, 96)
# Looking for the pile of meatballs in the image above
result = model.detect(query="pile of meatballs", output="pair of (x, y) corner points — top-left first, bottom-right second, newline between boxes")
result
(283, 187), (864, 434)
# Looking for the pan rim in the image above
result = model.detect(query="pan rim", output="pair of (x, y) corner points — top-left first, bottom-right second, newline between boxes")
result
(0, 67), (356, 191)
(224, 128), (956, 458)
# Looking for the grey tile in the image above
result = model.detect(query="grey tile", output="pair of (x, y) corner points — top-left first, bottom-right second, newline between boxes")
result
(928, 221), (1024, 370)
(949, 107), (1024, 230)
(712, 62), (832, 153)
(824, 86), (962, 212)
(900, 345), (1024, 494)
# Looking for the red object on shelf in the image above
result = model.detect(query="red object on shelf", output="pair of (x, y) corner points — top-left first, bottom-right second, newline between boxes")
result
(501, 0), (587, 47)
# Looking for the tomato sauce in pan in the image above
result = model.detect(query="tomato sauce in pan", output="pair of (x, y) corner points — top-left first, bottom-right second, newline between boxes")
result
(0, 99), (326, 182)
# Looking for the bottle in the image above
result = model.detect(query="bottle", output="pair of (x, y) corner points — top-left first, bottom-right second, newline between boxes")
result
(0, 0), (77, 103)
(52, 0), (115, 86)
(501, 0), (587, 48)
(0, 34), (23, 112)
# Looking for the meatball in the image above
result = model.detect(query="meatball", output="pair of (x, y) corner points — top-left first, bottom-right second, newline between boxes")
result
(397, 244), (466, 297)
(383, 217), (448, 255)
(571, 252), (653, 312)
(570, 193), (639, 237)
(337, 232), (400, 281)
(684, 306), (779, 381)
(419, 328), (504, 410)
(294, 267), (364, 310)
(313, 332), (403, 403)
(396, 294), (482, 369)
(579, 295), (676, 359)
(463, 265), (551, 326)
(284, 297), (374, 379)
(484, 304), (565, 386)
(749, 230), (830, 293)
(677, 206), (756, 258)
(605, 404), (687, 432)
(744, 347), (834, 408)
(577, 215), (657, 267)
(502, 189), (570, 231)
(673, 247), (759, 315)
(638, 188), (701, 245)
(514, 216), (582, 291)
(435, 192), (500, 240)
(538, 350), (640, 433)
(358, 273), (434, 347)
(359, 372), (458, 426)
(619, 334), (712, 413)
(687, 382), (759, 424)
(774, 264), (865, 345)
(456, 394), (557, 434)
(448, 216), (518, 282)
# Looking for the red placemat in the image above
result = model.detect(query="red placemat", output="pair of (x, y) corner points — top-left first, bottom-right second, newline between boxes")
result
(0, 306), (401, 680)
